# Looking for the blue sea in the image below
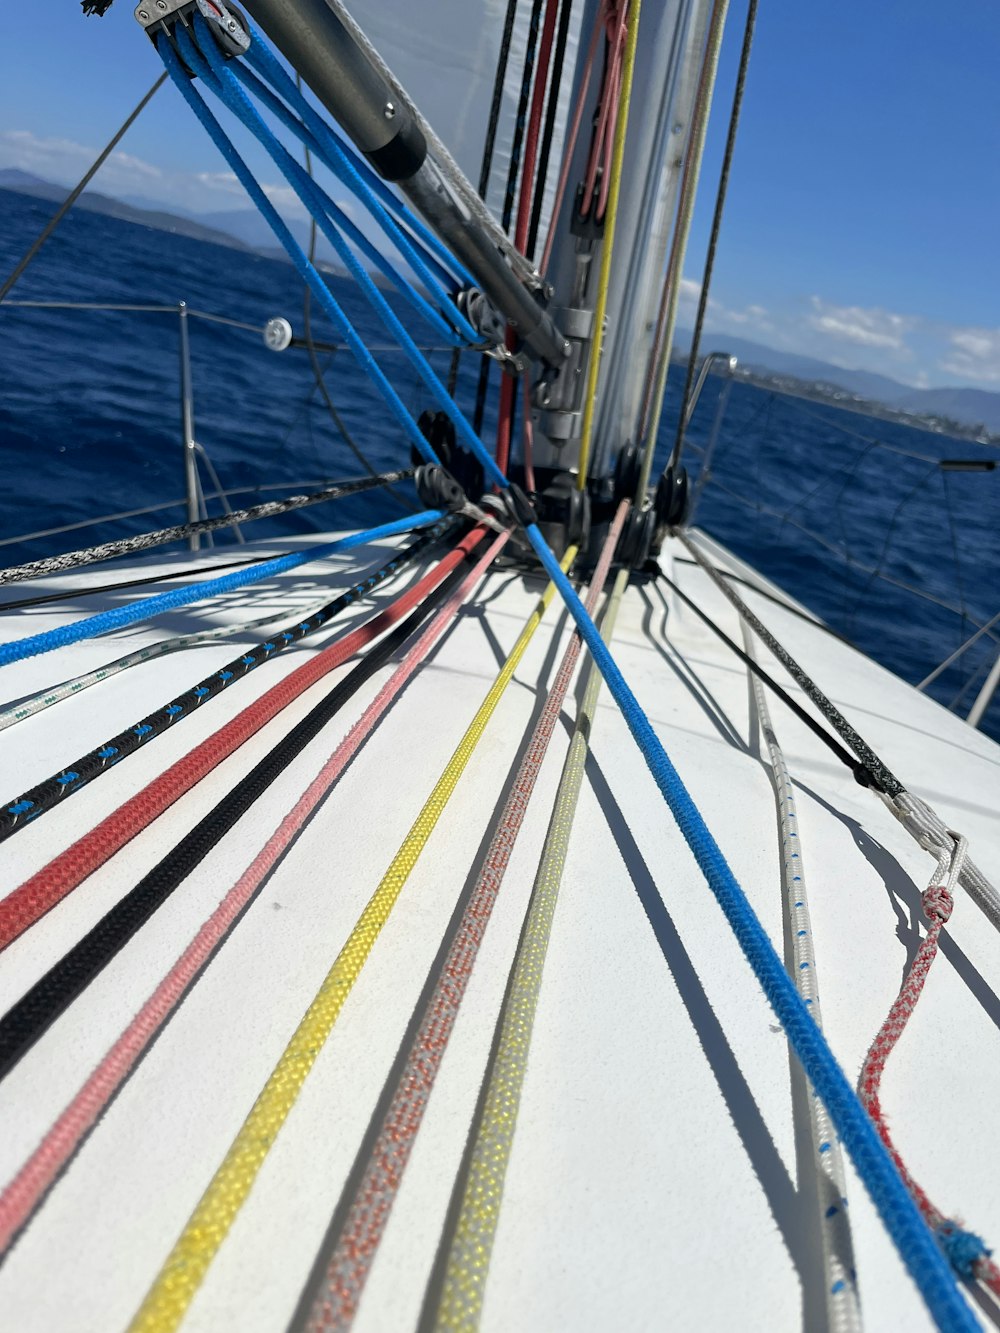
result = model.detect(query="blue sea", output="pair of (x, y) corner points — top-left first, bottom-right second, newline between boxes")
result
(1, 188), (998, 741)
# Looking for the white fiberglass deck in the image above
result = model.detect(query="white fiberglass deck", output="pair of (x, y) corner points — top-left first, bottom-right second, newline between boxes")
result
(1, 526), (998, 1332)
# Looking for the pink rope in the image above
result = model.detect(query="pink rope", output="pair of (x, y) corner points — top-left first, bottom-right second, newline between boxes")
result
(298, 502), (628, 1331)
(858, 840), (1000, 1295)
(539, 0), (609, 273)
(580, 1), (627, 220)
(0, 530), (508, 1259)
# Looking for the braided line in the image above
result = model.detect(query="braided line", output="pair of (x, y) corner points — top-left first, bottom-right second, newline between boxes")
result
(0, 532), (507, 1259)
(294, 503), (627, 1331)
(858, 863), (1000, 1295)
(0, 526), (446, 845)
(0, 530), (480, 959)
(126, 548), (576, 1333)
(0, 531), (490, 1088)
(0, 471), (414, 588)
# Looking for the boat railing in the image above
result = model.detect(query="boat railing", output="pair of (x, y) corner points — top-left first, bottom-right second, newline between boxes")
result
(685, 354), (1000, 731)
(2, 298), (450, 554)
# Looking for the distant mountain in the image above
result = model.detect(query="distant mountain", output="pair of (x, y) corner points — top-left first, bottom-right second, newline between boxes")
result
(5, 169), (999, 432)
(0, 169), (252, 253)
(677, 329), (1000, 434)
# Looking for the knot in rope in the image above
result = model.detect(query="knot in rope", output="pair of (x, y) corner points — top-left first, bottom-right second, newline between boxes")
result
(921, 885), (954, 926)
(936, 1222), (992, 1280)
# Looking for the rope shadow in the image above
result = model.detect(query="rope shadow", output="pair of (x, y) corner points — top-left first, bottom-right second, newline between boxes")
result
(582, 746), (822, 1326)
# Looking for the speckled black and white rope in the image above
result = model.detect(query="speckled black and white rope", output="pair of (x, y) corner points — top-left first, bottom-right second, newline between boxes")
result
(0, 469), (414, 588)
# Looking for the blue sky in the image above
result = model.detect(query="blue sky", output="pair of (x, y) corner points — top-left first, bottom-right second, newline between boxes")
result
(2, 1), (999, 388)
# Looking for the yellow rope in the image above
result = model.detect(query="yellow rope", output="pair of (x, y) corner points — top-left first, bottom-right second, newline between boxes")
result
(431, 567), (629, 1331)
(636, 0), (728, 497)
(128, 549), (577, 1333)
(575, 0), (644, 491)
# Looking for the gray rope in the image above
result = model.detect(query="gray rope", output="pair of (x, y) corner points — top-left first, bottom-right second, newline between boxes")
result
(0, 469), (414, 588)
(743, 625), (863, 1333)
(680, 529), (1000, 933)
(0, 75), (167, 303)
(669, 0), (757, 471)
(678, 528), (904, 796)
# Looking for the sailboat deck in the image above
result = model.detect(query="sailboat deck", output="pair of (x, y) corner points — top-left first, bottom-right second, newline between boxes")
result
(1, 527), (998, 1331)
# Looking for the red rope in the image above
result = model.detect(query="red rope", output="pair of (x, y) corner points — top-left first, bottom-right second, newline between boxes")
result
(0, 530), (486, 955)
(859, 856), (1000, 1295)
(0, 529), (506, 1259)
(495, 0), (561, 478)
(539, 0), (608, 274)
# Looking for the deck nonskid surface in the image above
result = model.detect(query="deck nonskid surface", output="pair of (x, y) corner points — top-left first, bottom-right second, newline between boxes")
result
(0, 528), (998, 1331)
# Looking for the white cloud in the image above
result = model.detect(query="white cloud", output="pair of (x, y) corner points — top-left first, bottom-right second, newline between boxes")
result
(807, 296), (914, 351)
(1, 128), (306, 217)
(940, 326), (1000, 383)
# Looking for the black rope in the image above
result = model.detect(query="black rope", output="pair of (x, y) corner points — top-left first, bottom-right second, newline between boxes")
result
(0, 471), (415, 589)
(0, 75), (166, 303)
(480, 0), (521, 200)
(0, 533), (489, 1085)
(671, 557), (856, 647)
(526, 0), (574, 260)
(472, 0), (544, 434)
(0, 555), (278, 615)
(0, 524), (449, 844)
(669, 0), (758, 471)
(656, 566), (880, 789)
(447, 0), (520, 399)
(675, 531), (905, 796)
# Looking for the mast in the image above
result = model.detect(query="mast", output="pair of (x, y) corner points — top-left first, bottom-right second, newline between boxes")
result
(533, 0), (716, 482)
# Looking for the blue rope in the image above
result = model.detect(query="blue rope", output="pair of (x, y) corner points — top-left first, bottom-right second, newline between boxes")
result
(159, 27), (974, 1320)
(0, 511), (443, 669)
(219, 58), (474, 348)
(171, 23), (507, 491)
(158, 34), (438, 468)
(230, 53), (472, 317)
(243, 29), (476, 291)
(520, 522), (976, 1331)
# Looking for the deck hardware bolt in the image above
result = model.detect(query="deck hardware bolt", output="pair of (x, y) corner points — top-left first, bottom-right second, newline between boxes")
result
(384, 102), (396, 119)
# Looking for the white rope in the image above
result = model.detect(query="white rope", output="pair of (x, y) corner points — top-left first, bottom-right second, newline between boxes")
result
(743, 626), (863, 1333)
(881, 790), (1000, 934)
(0, 599), (331, 734)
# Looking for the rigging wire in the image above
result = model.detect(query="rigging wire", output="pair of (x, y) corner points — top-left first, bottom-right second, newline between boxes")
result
(294, 72), (415, 509)
(0, 74), (166, 304)
(669, 0), (758, 473)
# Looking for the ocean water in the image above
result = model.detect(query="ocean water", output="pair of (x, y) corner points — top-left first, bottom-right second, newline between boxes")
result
(1, 188), (998, 741)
